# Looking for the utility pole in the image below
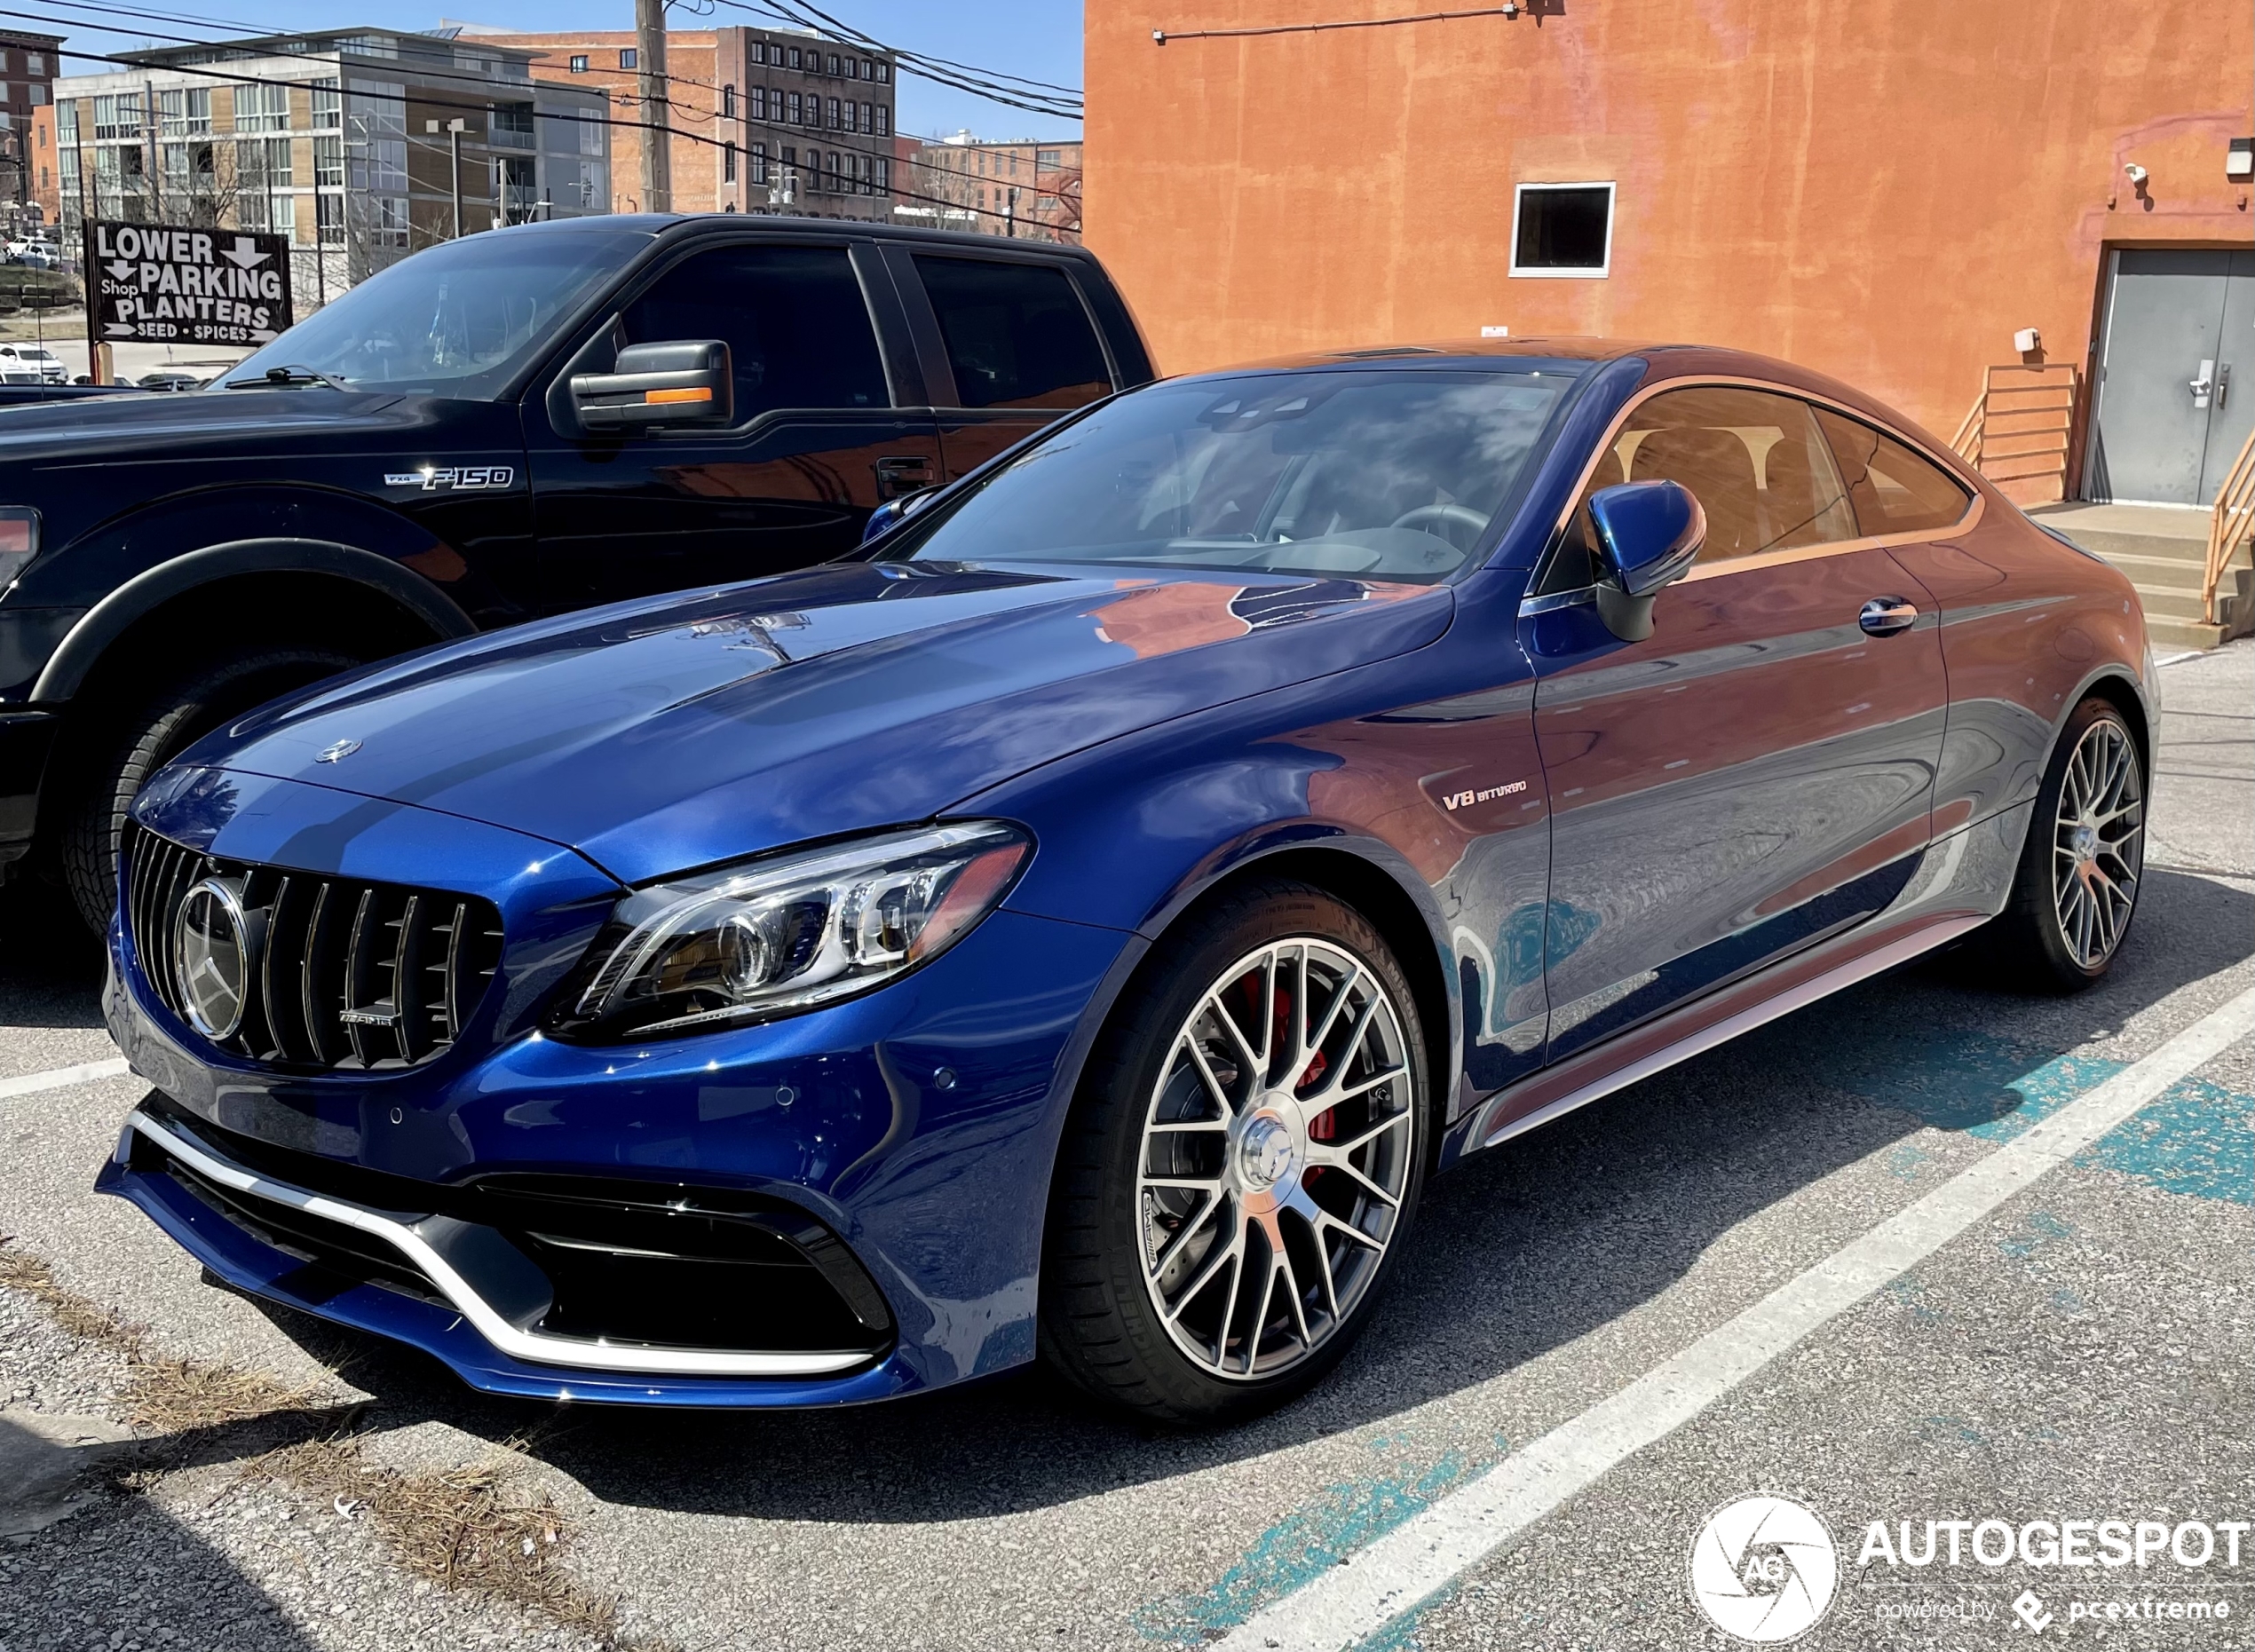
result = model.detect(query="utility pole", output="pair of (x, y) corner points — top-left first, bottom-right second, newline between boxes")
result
(634, 0), (672, 214)
(426, 118), (468, 237)
(1005, 186), (1017, 238)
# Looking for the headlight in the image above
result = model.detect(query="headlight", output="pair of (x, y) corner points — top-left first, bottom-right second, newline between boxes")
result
(0, 508), (37, 590)
(550, 821), (1031, 1041)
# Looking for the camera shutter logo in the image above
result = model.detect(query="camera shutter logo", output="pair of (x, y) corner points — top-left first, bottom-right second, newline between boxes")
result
(1689, 1494), (1840, 1643)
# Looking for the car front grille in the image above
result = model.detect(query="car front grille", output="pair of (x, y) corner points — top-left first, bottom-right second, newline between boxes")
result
(126, 824), (506, 1071)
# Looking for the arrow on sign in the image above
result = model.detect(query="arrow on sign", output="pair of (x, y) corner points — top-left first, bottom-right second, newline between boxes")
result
(222, 237), (271, 269)
(249, 328), (278, 342)
(107, 260), (134, 281)
(103, 322), (135, 336)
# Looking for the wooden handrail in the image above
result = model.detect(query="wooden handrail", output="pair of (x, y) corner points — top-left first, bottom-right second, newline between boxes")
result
(1951, 395), (1983, 465)
(2206, 422), (2255, 624)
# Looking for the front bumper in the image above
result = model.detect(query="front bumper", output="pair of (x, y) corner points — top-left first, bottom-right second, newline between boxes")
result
(100, 766), (1141, 1407)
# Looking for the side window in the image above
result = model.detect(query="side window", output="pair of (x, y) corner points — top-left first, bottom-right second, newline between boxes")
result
(1548, 386), (1857, 584)
(619, 243), (888, 422)
(912, 255), (1112, 410)
(1814, 408), (1973, 536)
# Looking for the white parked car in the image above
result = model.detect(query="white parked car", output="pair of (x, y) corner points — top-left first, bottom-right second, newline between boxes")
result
(0, 344), (67, 384)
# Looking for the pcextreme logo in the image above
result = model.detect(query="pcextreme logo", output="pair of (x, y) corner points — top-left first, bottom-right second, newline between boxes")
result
(1689, 1495), (1840, 1644)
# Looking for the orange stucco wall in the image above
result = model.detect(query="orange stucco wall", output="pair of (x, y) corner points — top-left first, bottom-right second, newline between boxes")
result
(1085, 0), (2253, 450)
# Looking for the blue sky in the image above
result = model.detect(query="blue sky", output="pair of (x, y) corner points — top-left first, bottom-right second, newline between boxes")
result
(45, 0), (1084, 140)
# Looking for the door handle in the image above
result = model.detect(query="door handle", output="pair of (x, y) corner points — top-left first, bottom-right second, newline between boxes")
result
(2218, 363), (2231, 410)
(1859, 597), (1919, 636)
(874, 454), (936, 499)
(2191, 358), (2216, 409)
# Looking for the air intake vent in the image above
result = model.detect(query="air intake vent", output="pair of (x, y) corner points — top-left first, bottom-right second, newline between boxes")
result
(126, 825), (505, 1071)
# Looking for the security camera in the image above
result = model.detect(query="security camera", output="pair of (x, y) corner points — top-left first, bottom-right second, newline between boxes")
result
(2123, 162), (2148, 185)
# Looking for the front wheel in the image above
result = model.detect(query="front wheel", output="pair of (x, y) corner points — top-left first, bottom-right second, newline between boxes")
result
(1040, 881), (1429, 1424)
(1981, 696), (2147, 991)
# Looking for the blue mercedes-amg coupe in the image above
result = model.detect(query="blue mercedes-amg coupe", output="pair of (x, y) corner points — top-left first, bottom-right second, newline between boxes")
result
(99, 340), (2155, 1422)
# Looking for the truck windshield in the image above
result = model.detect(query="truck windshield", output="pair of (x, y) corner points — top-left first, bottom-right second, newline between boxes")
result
(226, 229), (646, 397)
(881, 368), (1576, 583)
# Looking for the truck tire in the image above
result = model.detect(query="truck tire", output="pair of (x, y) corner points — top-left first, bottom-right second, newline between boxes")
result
(62, 646), (360, 935)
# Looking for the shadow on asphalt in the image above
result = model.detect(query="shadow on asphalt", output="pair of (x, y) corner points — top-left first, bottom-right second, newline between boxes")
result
(148, 866), (2245, 1526)
(0, 871), (107, 1031)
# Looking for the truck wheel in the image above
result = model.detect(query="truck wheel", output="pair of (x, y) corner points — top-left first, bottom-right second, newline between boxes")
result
(61, 646), (360, 934)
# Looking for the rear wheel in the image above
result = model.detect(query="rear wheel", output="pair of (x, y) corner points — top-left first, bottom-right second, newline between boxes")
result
(60, 646), (360, 934)
(1982, 696), (2146, 991)
(1040, 881), (1429, 1423)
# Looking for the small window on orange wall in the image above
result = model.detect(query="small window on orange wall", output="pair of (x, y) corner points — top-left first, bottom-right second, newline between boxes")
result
(1510, 182), (1613, 279)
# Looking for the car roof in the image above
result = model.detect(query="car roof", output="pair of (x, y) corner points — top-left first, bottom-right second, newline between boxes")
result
(494, 211), (1103, 262)
(1175, 337), (1958, 462)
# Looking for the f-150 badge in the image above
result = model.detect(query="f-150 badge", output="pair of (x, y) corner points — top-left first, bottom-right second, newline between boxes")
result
(383, 466), (514, 491)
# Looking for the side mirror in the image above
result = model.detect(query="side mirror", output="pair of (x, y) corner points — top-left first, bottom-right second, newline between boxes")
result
(570, 340), (732, 432)
(860, 485), (942, 545)
(1586, 479), (1705, 642)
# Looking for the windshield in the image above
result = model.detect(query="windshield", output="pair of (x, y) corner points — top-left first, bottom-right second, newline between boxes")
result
(226, 229), (646, 396)
(886, 368), (1576, 582)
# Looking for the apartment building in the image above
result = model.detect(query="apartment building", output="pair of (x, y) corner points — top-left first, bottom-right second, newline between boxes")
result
(0, 29), (64, 225)
(900, 132), (1080, 241)
(461, 24), (898, 221)
(49, 27), (610, 287)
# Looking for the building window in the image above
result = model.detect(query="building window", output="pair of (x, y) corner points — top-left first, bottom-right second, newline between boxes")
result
(874, 106), (888, 138)
(875, 155), (889, 191)
(1038, 148), (1059, 167)
(620, 48), (638, 70)
(857, 151), (871, 194)
(786, 90), (800, 123)
(158, 86), (211, 136)
(753, 42), (766, 65)
(317, 189), (344, 245)
(825, 96), (839, 129)
(874, 61), (888, 83)
(787, 46), (801, 69)
(751, 86), (765, 120)
(29, 52), (44, 74)
(827, 53), (841, 76)
(722, 83), (735, 119)
(568, 54), (588, 72)
(750, 140), (766, 184)
(723, 142), (736, 182)
(1510, 182), (1614, 278)
(313, 132), (343, 186)
(235, 83), (290, 133)
(310, 78), (340, 130)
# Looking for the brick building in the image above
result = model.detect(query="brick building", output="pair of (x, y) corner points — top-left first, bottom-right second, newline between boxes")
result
(0, 28), (64, 225)
(460, 23), (897, 220)
(1088, 0), (2254, 510)
(898, 132), (1080, 241)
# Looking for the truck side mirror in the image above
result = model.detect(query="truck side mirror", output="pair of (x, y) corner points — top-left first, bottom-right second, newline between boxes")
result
(570, 340), (732, 431)
(1586, 479), (1705, 642)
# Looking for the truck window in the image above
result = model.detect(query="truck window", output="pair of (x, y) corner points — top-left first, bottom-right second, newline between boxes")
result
(912, 255), (1112, 411)
(621, 243), (888, 421)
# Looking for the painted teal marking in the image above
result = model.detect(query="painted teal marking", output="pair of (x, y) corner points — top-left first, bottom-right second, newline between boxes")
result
(2077, 1074), (2254, 1205)
(2051, 1287), (2088, 1315)
(1885, 1142), (1932, 1180)
(1998, 1209), (2074, 1259)
(1358, 1585), (1455, 1652)
(1132, 1444), (1496, 1644)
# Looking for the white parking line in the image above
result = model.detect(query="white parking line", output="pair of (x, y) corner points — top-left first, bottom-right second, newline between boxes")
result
(0, 1056), (131, 1100)
(1216, 976), (2255, 1652)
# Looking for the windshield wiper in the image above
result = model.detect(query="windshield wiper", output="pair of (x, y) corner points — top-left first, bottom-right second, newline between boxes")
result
(225, 363), (346, 391)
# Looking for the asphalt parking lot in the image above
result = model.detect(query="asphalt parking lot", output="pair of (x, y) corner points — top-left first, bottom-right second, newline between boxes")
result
(3, 640), (2249, 1652)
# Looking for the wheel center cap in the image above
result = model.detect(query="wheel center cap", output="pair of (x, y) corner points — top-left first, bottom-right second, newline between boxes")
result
(2071, 822), (2099, 863)
(1238, 1115), (1297, 1190)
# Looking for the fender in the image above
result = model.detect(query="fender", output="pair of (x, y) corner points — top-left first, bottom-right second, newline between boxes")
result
(31, 539), (477, 703)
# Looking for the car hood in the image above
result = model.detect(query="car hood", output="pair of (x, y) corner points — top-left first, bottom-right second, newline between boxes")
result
(185, 559), (1454, 885)
(0, 383), (424, 460)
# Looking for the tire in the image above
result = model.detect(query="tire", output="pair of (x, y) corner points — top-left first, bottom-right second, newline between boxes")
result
(1040, 880), (1432, 1424)
(61, 646), (360, 934)
(1979, 695), (2147, 992)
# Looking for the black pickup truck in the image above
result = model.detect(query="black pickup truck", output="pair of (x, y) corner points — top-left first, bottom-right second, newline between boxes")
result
(0, 216), (1155, 929)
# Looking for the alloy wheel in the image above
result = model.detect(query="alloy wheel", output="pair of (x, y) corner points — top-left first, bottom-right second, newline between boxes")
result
(2051, 715), (2143, 970)
(1135, 938), (1417, 1380)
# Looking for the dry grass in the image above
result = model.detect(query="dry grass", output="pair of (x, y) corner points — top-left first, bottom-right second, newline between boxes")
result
(1, 1237), (667, 1650)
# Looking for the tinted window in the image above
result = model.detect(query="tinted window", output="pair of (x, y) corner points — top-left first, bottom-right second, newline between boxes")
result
(914, 255), (1112, 410)
(886, 368), (1571, 584)
(1514, 185), (1612, 273)
(1814, 408), (1973, 536)
(1555, 386), (1858, 577)
(621, 243), (887, 420)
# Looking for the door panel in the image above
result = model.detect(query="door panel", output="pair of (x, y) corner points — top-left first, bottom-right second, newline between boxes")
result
(526, 240), (940, 609)
(2092, 249), (2232, 505)
(2199, 249), (2255, 502)
(1526, 549), (1947, 1060)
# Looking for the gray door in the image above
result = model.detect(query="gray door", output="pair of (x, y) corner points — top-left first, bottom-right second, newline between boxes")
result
(2090, 249), (2255, 504)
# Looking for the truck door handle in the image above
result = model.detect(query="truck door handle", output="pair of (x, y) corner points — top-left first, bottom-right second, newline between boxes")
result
(874, 454), (936, 498)
(1859, 597), (1919, 636)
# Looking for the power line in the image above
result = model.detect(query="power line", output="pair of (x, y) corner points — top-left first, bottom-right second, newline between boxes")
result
(34, 28), (1065, 232)
(1151, 4), (1522, 43)
(712, 0), (1080, 120)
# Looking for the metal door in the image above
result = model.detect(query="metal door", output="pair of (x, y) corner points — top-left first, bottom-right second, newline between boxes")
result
(2091, 249), (2255, 504)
